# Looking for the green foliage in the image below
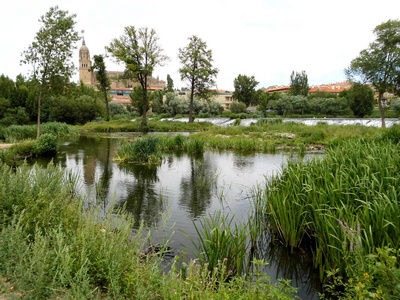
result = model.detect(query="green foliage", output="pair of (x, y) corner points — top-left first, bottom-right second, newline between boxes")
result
(229, 101), (247, 114)
(33, 133), (58, 154)
(115, 136), (162, 164)
(151, 90), (165, 114)
(49, 95), (105, 124)
(346, 82), (375, 117)
(346, 19), (400, 127)
(166, 74), (174, 92)
(0, 107), (30, 126)
(233, 74), (259, 107)
(182, 212), (248, 276)
(260, 138), (400, 281)
(21, 6), (80, 138)
(290, 70), (309, 96)
(390, 98), (400, 116)
(178, 35), (218, 122)
(109, 102), (129, 118)
(107, 26), (168, 127)
(89, 54), (111, 121)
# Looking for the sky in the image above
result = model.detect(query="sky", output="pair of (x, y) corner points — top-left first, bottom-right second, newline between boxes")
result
(1, 0), (400, 91)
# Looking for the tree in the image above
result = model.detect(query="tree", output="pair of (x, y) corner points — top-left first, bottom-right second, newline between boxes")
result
(346, 19), (400, 127)
(107, 26), (168, 127)
(232, 74), (259, 107)
(178, 35), (218, 122)
(346, 83), (375, 117)
(166, 74), (174, 92)
(290, 70), (309, 96)
(21, 6), (80, 138)
(89, 55), (111, 121)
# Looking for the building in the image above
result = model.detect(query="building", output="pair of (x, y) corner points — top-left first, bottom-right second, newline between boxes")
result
(79, 39), (166, 105)
(263, 82), (352, 95)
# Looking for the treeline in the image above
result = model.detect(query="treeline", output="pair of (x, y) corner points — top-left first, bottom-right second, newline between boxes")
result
(0, 74), (110, 126)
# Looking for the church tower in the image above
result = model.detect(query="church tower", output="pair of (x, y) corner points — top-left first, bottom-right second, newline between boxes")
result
(79, 38), (93, 86)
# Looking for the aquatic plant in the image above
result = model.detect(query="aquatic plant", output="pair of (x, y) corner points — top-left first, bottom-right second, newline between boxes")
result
(260, 138), (400, 278)
(115, 136), (163, 164)
(181, 211), (248, 276)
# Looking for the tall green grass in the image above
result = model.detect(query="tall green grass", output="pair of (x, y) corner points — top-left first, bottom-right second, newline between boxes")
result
(258, 137), (400, 277)
(182, 212), (248, 277)
(0, 162), (298, 299)
(0, 133), (59, 165)
(115, 136), (163, 164)
(0, 122), (77, 142)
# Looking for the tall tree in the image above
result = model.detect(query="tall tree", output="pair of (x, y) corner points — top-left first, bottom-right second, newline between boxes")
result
(346, 83), (375, 118)
(232, 74), (259, 107)
(107, 26), (167, 127)
(178, 35), (218, 122)
(290, 70), (309, 97)
(89, 55), (111, 121)
(21, 6), (80, 138)
(346, 19), (400, 127)
(166, 74), (174, 92)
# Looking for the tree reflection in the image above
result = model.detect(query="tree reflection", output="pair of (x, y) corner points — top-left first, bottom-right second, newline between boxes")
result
(179, 153), (218, 218)
(117, 163), (163, 228)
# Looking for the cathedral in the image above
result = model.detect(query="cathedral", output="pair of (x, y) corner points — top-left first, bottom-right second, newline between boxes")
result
(78, 39), (166, 90)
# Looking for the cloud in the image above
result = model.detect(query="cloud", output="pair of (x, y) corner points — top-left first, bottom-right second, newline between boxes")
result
(2, 0), (400, 91)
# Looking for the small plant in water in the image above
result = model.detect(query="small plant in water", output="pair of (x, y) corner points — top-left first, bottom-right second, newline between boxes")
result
(115, 136), (163, 164)
(181, 211), (248, 276)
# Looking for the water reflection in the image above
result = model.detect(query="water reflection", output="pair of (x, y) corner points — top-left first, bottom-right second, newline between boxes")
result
(179, 153), (217, 218)
(117, 163), (163, 228)
(29, 134), (322, 299)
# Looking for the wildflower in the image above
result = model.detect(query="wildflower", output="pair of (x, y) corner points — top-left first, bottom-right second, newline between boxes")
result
(363, 273), (370, 279)
(224, 257), (228, 261)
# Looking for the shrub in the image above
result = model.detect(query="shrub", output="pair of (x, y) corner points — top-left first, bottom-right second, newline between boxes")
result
(33, 133), (58, 155)
(229, 101), (247, 114)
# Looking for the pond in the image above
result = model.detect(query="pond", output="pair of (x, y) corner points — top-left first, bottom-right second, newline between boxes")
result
(30, 133), (322, 299)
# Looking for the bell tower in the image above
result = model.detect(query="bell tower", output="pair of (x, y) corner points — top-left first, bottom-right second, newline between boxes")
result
(79, 38), (93, 86)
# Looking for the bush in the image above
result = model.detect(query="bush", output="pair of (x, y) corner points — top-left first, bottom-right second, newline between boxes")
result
(390, 98), (400, 116)
(33, 133), (58, 155)
(229, 102), (247, 114)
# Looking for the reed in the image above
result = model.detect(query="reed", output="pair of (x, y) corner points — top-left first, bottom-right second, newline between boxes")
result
(115, 136), (163, 164)
(259, 138), (400, 276)
(0, 161), (298, 299)
(1, 122), (77, 142)
(181, 211), (248, 276)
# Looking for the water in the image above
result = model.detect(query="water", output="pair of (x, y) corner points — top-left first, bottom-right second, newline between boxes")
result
(31, 134), (322, 299)
(157, 117), (400, 127)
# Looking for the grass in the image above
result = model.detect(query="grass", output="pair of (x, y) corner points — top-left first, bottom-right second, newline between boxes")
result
(181, 211), (248, 277)
(115, 136), (163, 164)
(0, 122), (77, 142)
(78, 119), (215, 132)
(0, 133), (59, 165)
(257, 135), (400, 279)
(0, 161), (298, 299)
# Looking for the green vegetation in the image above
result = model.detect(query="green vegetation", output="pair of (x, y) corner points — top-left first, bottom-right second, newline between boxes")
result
(346, 19), (400, 127)
(78, 119), (215, 132)
(0, 162), (298, 299)
(115, 136), (163, 164)
(255, 129), (400, 297)
(21, 6), (80, 138)
(0, 122), (77, 142)
(182, 212), (248, 277)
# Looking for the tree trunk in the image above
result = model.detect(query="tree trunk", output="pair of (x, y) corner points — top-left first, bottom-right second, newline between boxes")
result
(36, 86), (43, 139)
(378, 92), (386, 128)
(142, 85), (148, 127)
(189, 83), (195, 123)
(104, 90), (110, 121)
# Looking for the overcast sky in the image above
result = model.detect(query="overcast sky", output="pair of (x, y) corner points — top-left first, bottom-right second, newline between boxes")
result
(1, 0), (399, 91)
